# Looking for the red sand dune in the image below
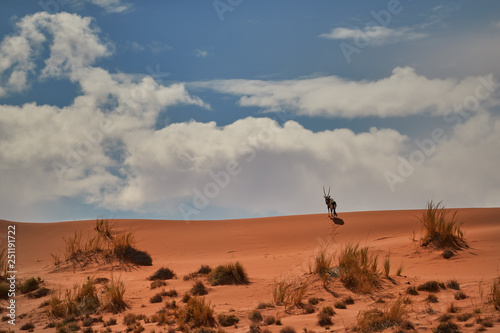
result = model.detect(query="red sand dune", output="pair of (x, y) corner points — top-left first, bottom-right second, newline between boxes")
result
(1, 208), (499, 332)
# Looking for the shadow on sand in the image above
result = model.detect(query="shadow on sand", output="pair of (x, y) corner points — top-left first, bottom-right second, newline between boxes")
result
(331, 216), (344, 225)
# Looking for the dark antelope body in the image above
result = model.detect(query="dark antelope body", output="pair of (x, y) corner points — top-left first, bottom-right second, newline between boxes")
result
(323, 186), (337, 217)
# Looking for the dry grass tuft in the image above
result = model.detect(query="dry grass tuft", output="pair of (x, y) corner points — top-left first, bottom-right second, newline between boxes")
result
(492, 277), (500, 311)
(101, 275), (127, 313)
(338, 243), (380, 293)
(208, 262), (249, 286)
(272, 278), (307, 308)
(48, 277), (100, 318)
(311, 244), (335, 286)
(356, 297), (409, 332)
(420, 201), (467, 250)
(176, 296), (216, 329)
(383, 254), (391, 277)
(0, 244), (7, 277)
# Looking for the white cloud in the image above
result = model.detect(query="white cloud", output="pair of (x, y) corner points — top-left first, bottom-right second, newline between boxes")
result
(319, 26), (426, 46)
(86, 0), (133, 13)
(196, 49), (209, 58)
(0, 12), (112, 96)
(193, 67), (496, 118)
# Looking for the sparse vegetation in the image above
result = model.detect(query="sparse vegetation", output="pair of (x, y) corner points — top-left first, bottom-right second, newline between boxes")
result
(184, 265), (212, 281)
(420, 201), (467, 250)
(317, 312), (332, 327)
(334, 301), (346, 309)
(218, 313), (239, 327)
(263, 315), (276, 325)
(446, 280), (460, 290)
(356, 297), (409, 332)
(208, 262), (249, 286)
(191, 281), (208, 296)
(343, 296), (354, 305)
(454, 291), (467, 300)
(426, 293), (439, 303)
(101, 275), (127, 313)
(176, 296), (216, 329)
(271, 278), (307, 308)
(280, 326), (296, 333)
(28, 286), (50, 299)
(150, 293), (163, 303)
(338, 243), (380, 293)
(48, 278), (100, 317)
(396, 262), (404, 276)
(406, 286), (419, 296)
(456, 312), (473, 322)
(148, 267), (175, 281)
(19, 277), (40, 294)
(248, 309), (263, 322)
(417, 281), (443, 293)
(150, 281), (167, 289)
(311, 244), (335, 285)
(60, 219), (152, 268)
(433, 321), (459, 333)
(492, 277), (500, 310)
(383, 254), (390, 277)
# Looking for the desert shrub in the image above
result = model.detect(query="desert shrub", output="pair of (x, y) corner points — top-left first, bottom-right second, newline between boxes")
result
(492, 277), (500, 310)
(49, 278), (100, 318)
(176, 296), (216, 329)
(218, 313), (239, 327)
(311, 244), (335, 285)
(114, 241), (152, 266)
(420, 201), (467, 250)
(191, 281), (208, 296)
(257, 302), (274, 309)
(249, 324), (261, 333)
(123, 313), (139, 325)
(308, 297), (321, 305)
(456, 312), (472, 322)
(248, 309), (263, 322)
(20, 322), (35, 330)
(338, 243), (380, 293)
(150, 281), (166, 289)
(454, 291), (467, 300)
(208, 262), (249, 285)
(184, 265), (213, 280)
(19, 277), (40, 294)
(446, 280), (460, 290)
(417, 281), (442, 293)
(383, 254), (390, 277)
(426, 294), (439, 303)
(150, 293), (162, 303)
(317, 312), (332, 326)
(182, 292), (191, 303)
(343, 296), (354, 305)
(406, 286), (419, 295)
(0, 283), (9, 299)
(271, 279), (307, 307)
(94, 218), (114, 239)
(105, 318), (117, 326)
(356, 297), (408, 332)
(439, 314), (454, 322)
(321, 306), (335, 316)
(303, 303), (315, 314)
(334, 301), (346, 309)
(148, 267), (175, 281)
(82, 316), (95, 327)
(263, 315), (276, 325)
(280, 326), (296, 333)
(434, 321), (459, 333)
(191, 327), (217, 333)
(447, 303), (459, 313)
(162, 289), (178, 298)
(28, 286), (50, 299)
(101, 276), (127, 313)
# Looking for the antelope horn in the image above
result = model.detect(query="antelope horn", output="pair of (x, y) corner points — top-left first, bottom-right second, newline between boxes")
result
(328, 187), (331, 196)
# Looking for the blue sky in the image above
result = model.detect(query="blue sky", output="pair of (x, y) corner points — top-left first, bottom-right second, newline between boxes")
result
(0, 0), (499, 222)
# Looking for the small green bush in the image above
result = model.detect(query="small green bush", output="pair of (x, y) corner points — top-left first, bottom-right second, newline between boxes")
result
(19, 277), (40, 294)
(191, 281), (208, 296)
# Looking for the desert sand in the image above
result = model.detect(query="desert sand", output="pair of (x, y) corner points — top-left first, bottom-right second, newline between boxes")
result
(1, 208), (499, 332)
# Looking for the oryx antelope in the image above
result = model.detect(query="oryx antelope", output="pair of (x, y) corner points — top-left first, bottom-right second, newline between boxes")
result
(323, 186), (337, 218)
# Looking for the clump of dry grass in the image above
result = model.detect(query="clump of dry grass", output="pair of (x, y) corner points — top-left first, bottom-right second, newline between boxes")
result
(191, 281), (208, 296)
(60, 218), (152, 268)
(338, 243), (380, 293)
(492, 277), (500, 311)
(383, 254), (391, 277)
(310, 244), (335, 286)
(101, 275), (127, 313)
(271, 278), (307, 308)
(208, 262), (249, 286)
(148, 267), (176, 281)
(184, 265), (212, 281)
(0, 243), (7, 277)
(218, 313), (239, 327)
(356, 297), (409, 332)
(176, 296), (216, 329)
(48, 277), (100, 318)
(420, 201), (467, 250)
